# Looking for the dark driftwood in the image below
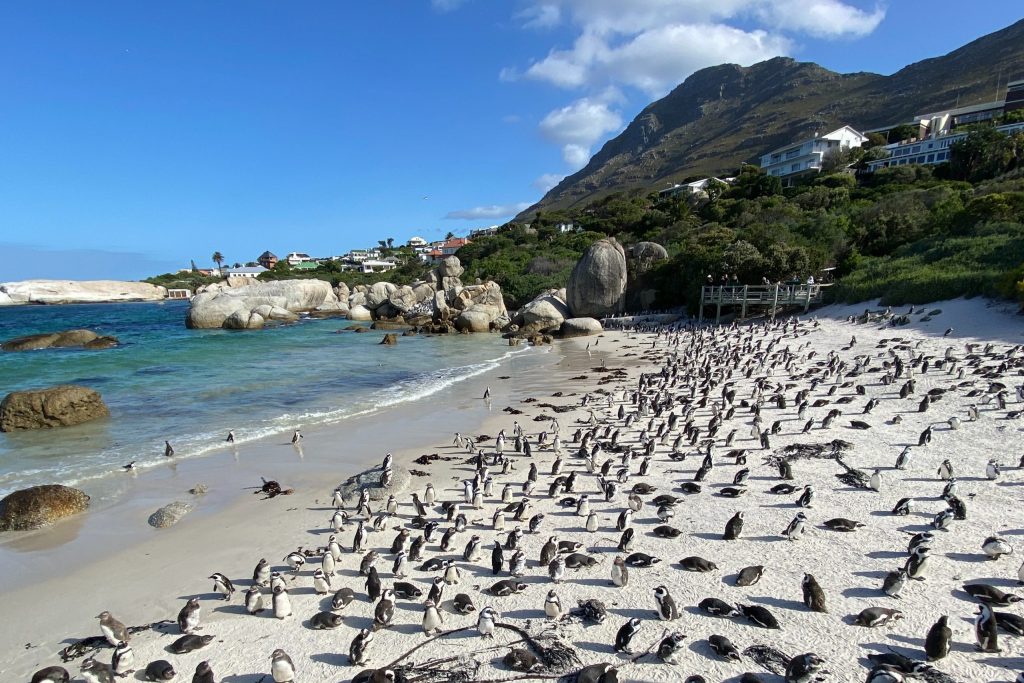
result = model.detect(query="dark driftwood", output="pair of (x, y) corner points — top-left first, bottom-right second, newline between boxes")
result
(384, 626), (472, 668)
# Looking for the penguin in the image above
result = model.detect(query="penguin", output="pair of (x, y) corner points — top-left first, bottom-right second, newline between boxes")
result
(892, 497), (913, 516)
(392, 550), (409, 579)
(491, 542), (504, 575)
(937, 459), (954, 480)
(313, 567), (332, 594)
(987, 459), (1001, 480)
(708, 634), (741, 661)
(453, 593), (475, 614)
(785, 653), (825, 683)
(586, 511), (599, 532)
(724, 511), (744, 540)
(464, 535), (482, 562)
(882, 569), (908, 599)
(271, 649), (295, 683)
(613, 617), (642, 653)
(311, 611), (345, 629)
(177, 598), (201, 634)
(111, 641), (134, 677)
(350, 628), (374, 665)
(618, 527), (635, 552)
(169, 634), (214, 655)
(548, 555), (566, 583)
(509, 549), (526, 577)
(982, 535), (1013, 560)
(273, 584), (292, 619)
(373, 588), (396, 630)
(653, 585), (679, 620)
(422, 599), (444, 635)
(80, 658), (114, 683)
(611, 556), (629, 587)
(925, 615), (951, 661)
(443, 562), (463, 586)
(544, 590), (562, 619)
(976, 604), (1001, 652)
(855, 607), (903, 627)
(577, 664), (618, 683)
(226, 430), (235, 443)
(801, 573), (826, 612)
(735, 565), (765, 587)
(97, 611), (129, 647)
(656, 632), (687, 664)
(283, 550), (306, 573)
(192, 662), (215, 683)
(782, 512), (808, 540)
(796, 485), (814, 508)
(424, 483), (436, 506)
(164, 441), (174, 457)
(477, 606), (498, 638)
(291, 429), (303, 444)
(143, 661), (175, 681)
(322, 549), (336, 577)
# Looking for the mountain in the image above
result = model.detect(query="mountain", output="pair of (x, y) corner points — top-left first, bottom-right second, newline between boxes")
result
(521, 18), (1024, 217)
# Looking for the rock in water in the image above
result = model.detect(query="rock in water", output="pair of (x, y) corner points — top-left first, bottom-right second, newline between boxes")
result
(148, 501), (194, 528)
(380, 334), (398, 345)
(0, 485), (90, 531)
(0, 385), (109, 431)
(348, 305), (374, 321)
(516, 291), (571, 334)
(560, 317), (603, 338)
(185, 279), (337, 329)
(2, 329), (119, 352)
(0, 280), (166, 306)
(566, 238), (627, 318)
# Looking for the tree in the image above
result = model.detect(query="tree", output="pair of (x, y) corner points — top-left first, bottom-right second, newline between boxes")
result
(949, 128), (1021, 182)
(445, 231), (455, 240)
(212, 251), (224, 270)
(887, 124), (917, 144)
(386, 237), (394, 249)
(864, 132), (888, 148)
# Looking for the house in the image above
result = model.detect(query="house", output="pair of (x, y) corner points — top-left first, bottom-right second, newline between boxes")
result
(257, 251), (278, 269)
(167, 288), (192, 299)
(760, 126), (868, 182)
(290, 261), (320, 272)
(440, 238), (470, 256)
(361, 259), (397, 274)
(469, 226), (500, 239)
(555, 223), (578, 234)
(285, 252), (313, 266)
(1006, 79), (1024, 113)
(864, 119), (1024, 172)
(407, 236), (427, 248)
(224, 265), (267, 281)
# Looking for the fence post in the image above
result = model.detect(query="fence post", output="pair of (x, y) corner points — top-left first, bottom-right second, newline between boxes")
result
(741, 285), (748, 319)
(698, 286), (704, 324)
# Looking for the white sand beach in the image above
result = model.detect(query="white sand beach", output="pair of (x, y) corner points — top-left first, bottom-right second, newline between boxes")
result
(6, 298), (1024, 683)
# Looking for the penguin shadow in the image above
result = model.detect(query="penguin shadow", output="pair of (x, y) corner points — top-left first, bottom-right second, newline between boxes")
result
(213, 603), (250, 616)
(747, 535), (785, 543)
(975, 654), (1024, 670)
(343, 614), (375, 631)
(751, 595), (805, 612)
(841, 586), (882, 600)
(945, 551), (986, 564)
(177, 591), (223, 602)
(759, 501), (800, 509)
(949, 587), (980, 604)
(686, 638), (719, 661)
(501, 607), (546, 620)
(898, 523), (936, 534)
(310, 652), (348, 667)
(608, 606), (655, 620)
(575, 577), (617, 587)
(691, 532), (724, 542)
(392, 622), (426, 636)
(221, 671), (268, 683)
(865, 550), (905, 560)
(574, 639), (617, 655)
(888, 632), (977, 654)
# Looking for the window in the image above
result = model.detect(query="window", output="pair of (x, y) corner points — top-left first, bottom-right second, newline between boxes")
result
(791, 163), (800, 172)
(926, 154), (935, 163)
(911, 145), (921, 153)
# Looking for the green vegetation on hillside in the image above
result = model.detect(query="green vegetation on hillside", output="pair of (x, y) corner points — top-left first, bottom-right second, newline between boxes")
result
(459, 129), (1024, 311)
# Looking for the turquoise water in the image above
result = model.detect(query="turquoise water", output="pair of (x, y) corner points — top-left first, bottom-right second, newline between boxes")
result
(0, 302), (525, 496)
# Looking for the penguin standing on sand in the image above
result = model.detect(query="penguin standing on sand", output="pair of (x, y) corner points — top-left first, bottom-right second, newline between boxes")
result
(245, 585), (264, 614)
(802, 573), (827, 612)
(111, 641), (134, 677)
(724, 511), (743, 540)
(544, 590), (562, 619)
(177, 598), (200, 634)
(477, 606), (498, 638)
(614, 618), (642, 653)
(270, 649), (295, 683)
(80, 658), (113, 683)
(656, 632), (686, 664)
(611, 555), (629, 587)
(291, 429), (303, 444)
(273, 585), (292, 619)
(350, 628), (373, 665)
(925, 615), (952, 661)
(976, 604), (1000, 652)
(422, 599), (444, 635)
(653, 586), (679, 620)
(97, 612), (129, 647)
(193, 662), (215, 683)
(210, 573), (235, 601)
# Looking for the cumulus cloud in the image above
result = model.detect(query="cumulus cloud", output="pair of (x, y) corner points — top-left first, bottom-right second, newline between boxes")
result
(538, 95), (623, 167)
(757, 0), (884, 38)
(533, 173), (565, 192)
(444, 203), (532, 220)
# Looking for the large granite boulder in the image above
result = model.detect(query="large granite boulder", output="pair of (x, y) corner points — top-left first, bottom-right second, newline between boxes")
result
(348, 304), (373, 321)
(437, 256), (464, 280)
(517, 291), (571, 333)
(432, 291), (451, 322)
(223, 310), (266, 330)
(0, 280), (167, 306)
(148, 501), (193, 529)
(0, 385), (109, 432)
(2, 329), (119, 352)
(0, 484), (90, 531)
(388, 285), (418, 314)
(412, 282), (435, 303)
(349, 290), (367, 308)
(185, 279), (336, 329)
(454, 309), (494, 333)
(560, 317), (603, 338)
(334, 281), (350, 303)
(566, 238), (627, 318)
(630, 241), (669, 265)
(366, 282), (397, 309)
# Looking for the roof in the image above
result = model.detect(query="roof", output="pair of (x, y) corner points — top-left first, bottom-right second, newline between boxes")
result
(442, 238), (470, 248)
(763, 126), (866, 157)
(290, 261), (319, 270)
(226, 266), (268, 274)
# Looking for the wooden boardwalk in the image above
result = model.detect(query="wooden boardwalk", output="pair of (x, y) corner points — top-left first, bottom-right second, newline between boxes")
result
(698, 283), (825, 323)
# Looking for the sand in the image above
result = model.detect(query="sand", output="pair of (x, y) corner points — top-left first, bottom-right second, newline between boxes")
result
(5, 297), (1024, 683)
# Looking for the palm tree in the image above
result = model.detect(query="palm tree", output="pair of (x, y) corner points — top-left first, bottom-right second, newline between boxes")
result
(212, 251), (224, 271)
(386, 237), (394, 249)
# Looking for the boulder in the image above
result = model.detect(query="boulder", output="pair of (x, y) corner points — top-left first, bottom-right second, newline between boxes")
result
(0, 485), (90, 531)
(0, 385), (109, 432)
(148, 501), (194, 529)
(387, 285), (418, 314)
(2, 329), (119, 352)
(437, 256), (464, 280)
(349, 290), (367, 308)
(518, 291), (571, 333)
(560, 317), (603, 338)
(310, 301), (349, 318)
(223, 310), (265, 330)
(630, 241), (669, 266)
(334, 281), (350, 303)
(186, 279), (336, 329)
(348, 305), (373, 321)
(0, 280), (167, 306)
(412, 282), (435, 303)
(371, 320), (411, 330)
(366, 282), (397, 309)
(454, 309), (494, 333)
(432, 291), (451, 322)
(566, 238), (627, 318)
(380, 333), (398, 345)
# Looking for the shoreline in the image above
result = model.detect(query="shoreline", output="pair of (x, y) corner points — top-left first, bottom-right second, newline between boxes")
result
(6, 297), (1024, 683)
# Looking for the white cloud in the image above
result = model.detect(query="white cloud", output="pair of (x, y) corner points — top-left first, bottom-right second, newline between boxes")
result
(538, 96), (623, 168)
(533, 173), (565, 192)
(444, 203), (532, 220)
(518, 3), (561, 29)
(756, 0), (884, 38)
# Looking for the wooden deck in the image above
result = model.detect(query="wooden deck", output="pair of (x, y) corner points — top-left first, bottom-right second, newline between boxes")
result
(698, 284), (825, 323)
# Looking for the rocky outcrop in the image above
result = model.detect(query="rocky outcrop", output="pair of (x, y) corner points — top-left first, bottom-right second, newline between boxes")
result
(0, 485), (90, 531)
(454, 309), (496, 333)
(0, 280), (167, 306)
(348, 305), (373, 321)
(366, 282), (398, 309)
(566, 238), (627, 318)
(516, 291), (571, 334)
(560, 317), (603, 338)
(0, 385), (109, 432)
(148, 501), (193, 529)
(630, 241), (669, 271)
(186, 279), (337, 329)
(380, 333), (398, 345)
(2, 329), (119, 352)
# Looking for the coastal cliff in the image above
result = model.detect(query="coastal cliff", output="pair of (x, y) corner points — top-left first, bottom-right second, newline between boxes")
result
(0, 280), (167, 306)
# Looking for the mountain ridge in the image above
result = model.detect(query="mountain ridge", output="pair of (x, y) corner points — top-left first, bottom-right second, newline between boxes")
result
(520, 18), (1024, 218)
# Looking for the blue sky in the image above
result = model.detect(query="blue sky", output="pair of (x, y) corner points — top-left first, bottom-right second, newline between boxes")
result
(1, 1), (1022, 280)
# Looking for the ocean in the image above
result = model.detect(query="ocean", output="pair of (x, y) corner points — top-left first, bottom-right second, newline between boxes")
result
(0, 301), (528, 498)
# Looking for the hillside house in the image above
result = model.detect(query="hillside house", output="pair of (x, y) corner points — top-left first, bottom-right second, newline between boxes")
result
(760, 126), (867, 182)
(257, 251), (279, 269)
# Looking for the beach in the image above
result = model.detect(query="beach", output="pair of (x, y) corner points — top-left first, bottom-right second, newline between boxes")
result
(5, 297), (1024, 683)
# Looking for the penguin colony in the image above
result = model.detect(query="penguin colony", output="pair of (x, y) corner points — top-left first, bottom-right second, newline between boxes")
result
(24, 310), (1024, 683)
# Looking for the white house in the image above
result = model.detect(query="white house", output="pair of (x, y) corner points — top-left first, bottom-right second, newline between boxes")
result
(865, 119), (1024, 172)
(361, 259), (397, 274)
(224, 265), (267, 281)
(407, 236), (427, 248)
(760, 126), (867, 181)
(285, 252), (313, 266)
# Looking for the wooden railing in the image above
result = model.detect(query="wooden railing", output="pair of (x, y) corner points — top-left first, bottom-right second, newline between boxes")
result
(698, 283), (826, 323)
